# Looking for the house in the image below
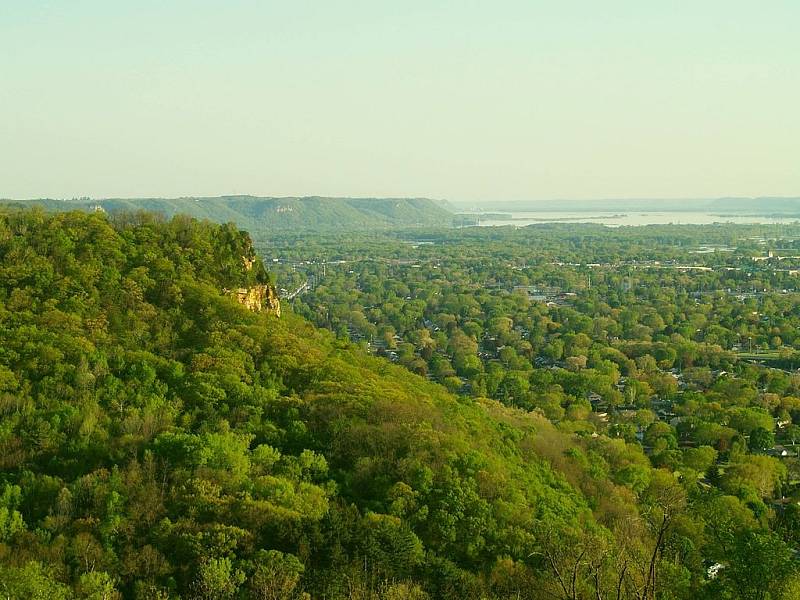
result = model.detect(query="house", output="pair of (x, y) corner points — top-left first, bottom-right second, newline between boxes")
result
(588, 392), (603, 404)
(767, 445), (797, 458)
(706, 563), (725, 580)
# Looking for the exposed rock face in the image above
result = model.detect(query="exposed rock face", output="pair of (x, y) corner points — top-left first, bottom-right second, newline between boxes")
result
(232, 285), (281, 317)
(226, 251), (280, 316)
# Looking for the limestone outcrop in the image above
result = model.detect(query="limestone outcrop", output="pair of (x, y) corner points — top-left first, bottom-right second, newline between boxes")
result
(230, 284), (281, 316)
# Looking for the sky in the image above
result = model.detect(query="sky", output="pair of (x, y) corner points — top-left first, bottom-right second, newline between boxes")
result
(2, 1), (799, 202)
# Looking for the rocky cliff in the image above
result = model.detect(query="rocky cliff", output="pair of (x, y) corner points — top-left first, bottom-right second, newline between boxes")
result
(231, 284), (281, 316)
(226, 245), (281, 316)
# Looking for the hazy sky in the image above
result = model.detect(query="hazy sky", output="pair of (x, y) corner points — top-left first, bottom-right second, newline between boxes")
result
(2, 1), (799, 201)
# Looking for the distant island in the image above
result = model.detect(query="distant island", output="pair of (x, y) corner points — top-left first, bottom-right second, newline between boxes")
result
(482, 213), (629, 222)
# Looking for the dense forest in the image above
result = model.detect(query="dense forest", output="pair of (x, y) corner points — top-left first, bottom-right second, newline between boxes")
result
(266, 225), (800, 598)
(1, 211), (798, 599)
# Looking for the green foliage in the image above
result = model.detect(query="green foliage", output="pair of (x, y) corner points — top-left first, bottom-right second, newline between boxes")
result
(748, 426), (775, 452)
(0, 484), (25, 541)
(192, 557), (245, 600)
(0, 562), (72, 600)
(2, 210), (798, 599)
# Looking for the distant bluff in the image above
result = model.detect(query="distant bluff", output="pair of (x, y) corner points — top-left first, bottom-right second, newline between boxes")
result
(2, 196), (454, 232)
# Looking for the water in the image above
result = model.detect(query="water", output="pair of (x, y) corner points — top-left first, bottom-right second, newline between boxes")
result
(474, 211), (800, 227)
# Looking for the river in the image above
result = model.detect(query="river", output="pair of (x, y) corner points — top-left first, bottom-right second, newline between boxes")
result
(473, 211), (800, 227)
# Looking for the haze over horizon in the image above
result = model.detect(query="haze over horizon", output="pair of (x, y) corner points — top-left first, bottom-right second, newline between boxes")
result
(3, 1), (799, 201)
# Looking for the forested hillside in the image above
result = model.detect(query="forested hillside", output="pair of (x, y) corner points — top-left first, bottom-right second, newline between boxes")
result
(0, 196), (453, 232)
(0, 211), (797, 599)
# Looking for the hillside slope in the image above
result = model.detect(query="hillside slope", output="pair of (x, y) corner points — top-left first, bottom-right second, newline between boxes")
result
(0, 210), (788, 599)
(0, 196), (453, 231)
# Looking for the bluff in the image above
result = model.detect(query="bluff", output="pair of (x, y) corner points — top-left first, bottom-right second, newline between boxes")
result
(1, 195), (455, 232)
(0, 209), (693, 599)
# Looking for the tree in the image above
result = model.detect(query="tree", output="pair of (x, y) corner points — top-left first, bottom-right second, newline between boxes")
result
(248, 550), (305, 600)
(565, 355), (588, 371)
(639, 471), (687, 600)
(748, 427), (775, 452)
(782, 424), (800, 445)
(0, 562), (72, 600)
(711, 530), (798, 600)
(0, 484), (25, 542)
(543, 339), (565, 361)
(722, 455), (787, 499)
(682, 446), (717, 473)
(191, 558), (245, 600)
(76, 571), (122, 600)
